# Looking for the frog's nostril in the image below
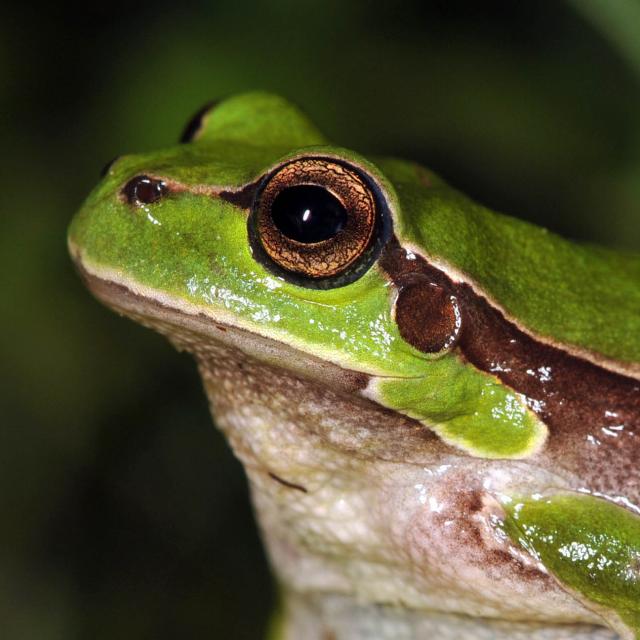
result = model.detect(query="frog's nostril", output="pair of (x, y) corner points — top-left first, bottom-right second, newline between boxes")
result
(122, 175), (167, 206)
(100, 155), (121, 178)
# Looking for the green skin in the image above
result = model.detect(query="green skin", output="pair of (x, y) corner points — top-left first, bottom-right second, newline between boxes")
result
(69, 93), (640, 639)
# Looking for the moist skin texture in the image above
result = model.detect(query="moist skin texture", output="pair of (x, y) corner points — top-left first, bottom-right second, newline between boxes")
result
(76, 265), (624, 640)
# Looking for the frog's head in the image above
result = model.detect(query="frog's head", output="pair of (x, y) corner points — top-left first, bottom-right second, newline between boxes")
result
(69, 92), (640, 637)
(69, 93), (398, 374)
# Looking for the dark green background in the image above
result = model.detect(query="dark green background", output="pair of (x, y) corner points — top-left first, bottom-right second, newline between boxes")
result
(3, 2), (640, 638)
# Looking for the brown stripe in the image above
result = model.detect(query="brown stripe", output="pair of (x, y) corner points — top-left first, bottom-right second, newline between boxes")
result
(380, 237), (640, 505)
(219, 180), (260, 209)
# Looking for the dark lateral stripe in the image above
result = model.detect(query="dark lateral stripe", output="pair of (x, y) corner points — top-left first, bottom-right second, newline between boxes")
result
(219, 180), (260, 209)
(380, 237), (640, 503)
(117, 175), (262, 210)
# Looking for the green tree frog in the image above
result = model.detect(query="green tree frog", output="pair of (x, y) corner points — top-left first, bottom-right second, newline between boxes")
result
(68, 93), (640, 640)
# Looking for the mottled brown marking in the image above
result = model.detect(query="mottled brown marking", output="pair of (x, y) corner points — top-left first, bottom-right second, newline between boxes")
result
(268, 472), (308, 493)
(489, 549), (544, 582)
(381, 236), (640, 503)
(466, 492), (483, 514)
(395, 282), (461, 353)
(425, 487), (551, 593)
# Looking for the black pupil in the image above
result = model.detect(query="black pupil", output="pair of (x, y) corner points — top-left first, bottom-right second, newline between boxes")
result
(271, 185), (347, 243)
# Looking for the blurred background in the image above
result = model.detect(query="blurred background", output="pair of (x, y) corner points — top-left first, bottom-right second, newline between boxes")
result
(2, 1), (640, 638)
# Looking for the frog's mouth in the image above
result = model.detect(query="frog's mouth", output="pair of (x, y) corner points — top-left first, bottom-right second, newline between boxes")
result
(71, 247), (370, 395)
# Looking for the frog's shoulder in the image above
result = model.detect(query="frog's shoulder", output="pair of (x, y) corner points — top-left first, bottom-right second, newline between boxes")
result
(377, 156), (640, 373)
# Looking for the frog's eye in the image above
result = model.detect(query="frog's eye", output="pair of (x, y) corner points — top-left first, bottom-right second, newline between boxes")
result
(249, 157), (390, 288)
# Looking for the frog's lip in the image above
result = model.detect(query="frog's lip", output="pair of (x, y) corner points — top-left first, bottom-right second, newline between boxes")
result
(70, 248), (370, 394)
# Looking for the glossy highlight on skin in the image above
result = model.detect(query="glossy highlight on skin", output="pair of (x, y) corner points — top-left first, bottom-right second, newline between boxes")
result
(503, 494), (640, 637)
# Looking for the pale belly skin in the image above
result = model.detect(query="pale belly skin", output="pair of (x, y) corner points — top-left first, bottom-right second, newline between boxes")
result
(86, 275), (623, 640)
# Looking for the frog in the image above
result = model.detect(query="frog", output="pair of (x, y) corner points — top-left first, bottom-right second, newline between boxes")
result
(68, 92), (640, 640)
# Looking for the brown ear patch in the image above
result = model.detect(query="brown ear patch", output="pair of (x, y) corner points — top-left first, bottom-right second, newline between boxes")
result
(395, 282), (462, 354)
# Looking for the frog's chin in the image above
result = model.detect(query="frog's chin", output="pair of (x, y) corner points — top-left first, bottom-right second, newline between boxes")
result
(71, 253), (369, 394)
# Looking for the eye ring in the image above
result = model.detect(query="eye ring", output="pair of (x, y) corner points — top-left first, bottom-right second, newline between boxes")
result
(249, 157), (391, 288)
